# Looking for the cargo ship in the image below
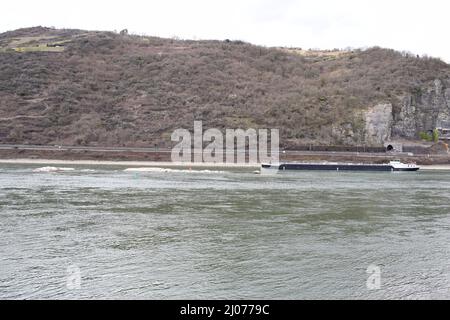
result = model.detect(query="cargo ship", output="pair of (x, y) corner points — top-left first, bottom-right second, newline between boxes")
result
(261, 160), (420, 173)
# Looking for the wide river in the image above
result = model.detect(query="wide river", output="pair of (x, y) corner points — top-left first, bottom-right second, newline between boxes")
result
(0, 164), (449, 299)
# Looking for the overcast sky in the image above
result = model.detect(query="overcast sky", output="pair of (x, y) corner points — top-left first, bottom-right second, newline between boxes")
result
(2, 0), (449, 62)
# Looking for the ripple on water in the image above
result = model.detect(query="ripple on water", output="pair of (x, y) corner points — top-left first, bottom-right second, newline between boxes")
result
(0, 166), (449, 299)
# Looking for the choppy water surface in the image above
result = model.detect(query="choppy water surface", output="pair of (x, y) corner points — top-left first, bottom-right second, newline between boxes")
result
(0, 164), (449, 299)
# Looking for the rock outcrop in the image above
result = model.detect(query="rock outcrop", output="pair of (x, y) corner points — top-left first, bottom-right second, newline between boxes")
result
(391, 79), (450, 139)
(361, 78), (450, 146)
(428, 141), (449, 154)
(364, 104), (393, 145)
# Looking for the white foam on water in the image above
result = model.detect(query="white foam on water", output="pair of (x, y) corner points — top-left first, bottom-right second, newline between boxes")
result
(123, 167), (224, 174)
(33, 166), (76, 173)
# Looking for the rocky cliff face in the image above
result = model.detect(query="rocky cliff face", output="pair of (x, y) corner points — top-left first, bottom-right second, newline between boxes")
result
(392, 78), (450, 136)
(364, 103), (393, 145)
(363, 78), (450, 145)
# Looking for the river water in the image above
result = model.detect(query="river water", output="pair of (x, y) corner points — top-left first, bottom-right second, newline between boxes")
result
(0, 164), (449, 299)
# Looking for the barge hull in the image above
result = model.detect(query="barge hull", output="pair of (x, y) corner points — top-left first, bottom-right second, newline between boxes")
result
(263, 164), (420, 172)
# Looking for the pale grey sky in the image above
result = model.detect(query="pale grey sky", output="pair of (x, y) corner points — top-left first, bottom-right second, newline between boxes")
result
(2, 0), (449, 62)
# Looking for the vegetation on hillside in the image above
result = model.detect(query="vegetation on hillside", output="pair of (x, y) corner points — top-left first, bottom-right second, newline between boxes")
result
(1, 27), (449, 148)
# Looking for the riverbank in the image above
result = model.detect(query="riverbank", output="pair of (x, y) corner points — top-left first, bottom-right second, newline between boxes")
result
(1, 147), (450, 165)
(420, 165), (450, 170)
(1, 158), (450, 171)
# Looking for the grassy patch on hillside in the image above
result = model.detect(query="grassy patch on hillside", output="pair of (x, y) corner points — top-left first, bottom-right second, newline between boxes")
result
(0, 34), (68, 53)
